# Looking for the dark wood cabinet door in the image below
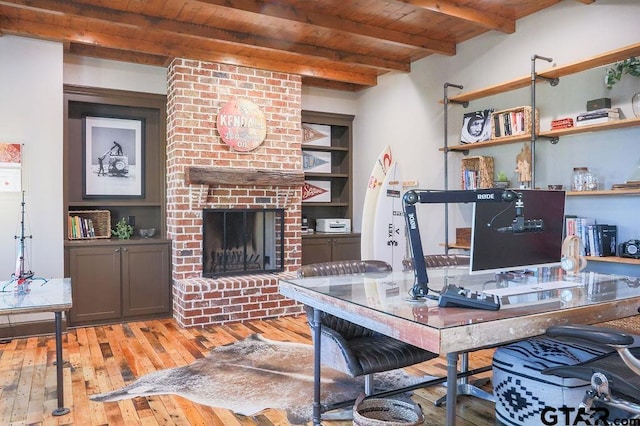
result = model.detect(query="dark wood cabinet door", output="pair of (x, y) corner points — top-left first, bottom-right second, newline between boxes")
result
(121, 242), (171, 318)
(68, 246), (122, 325)
(331, 235), (361, 261)
(301, 237), (332, 265)
(301, 234), (361, 265)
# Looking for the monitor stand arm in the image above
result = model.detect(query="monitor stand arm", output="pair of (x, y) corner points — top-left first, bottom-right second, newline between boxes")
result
(402, 188), (521, 299)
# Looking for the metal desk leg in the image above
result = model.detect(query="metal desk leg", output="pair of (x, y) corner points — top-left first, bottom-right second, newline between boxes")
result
(435, 352), (495, 406)
(52, 311), (70, 416)
(312, 308), (322, 426)
(446, 352), (458, 426)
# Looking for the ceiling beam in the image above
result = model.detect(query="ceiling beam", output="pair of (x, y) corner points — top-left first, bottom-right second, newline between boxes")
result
(4, 0), (408, 72)
(397, 0), (516, 33)
(195, 0), (455, 55)
(0, 6), (380, 87)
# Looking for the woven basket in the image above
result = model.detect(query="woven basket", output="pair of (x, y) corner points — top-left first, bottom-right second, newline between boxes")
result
(460, 155), (494, 189)
(353, 395), (424, 426)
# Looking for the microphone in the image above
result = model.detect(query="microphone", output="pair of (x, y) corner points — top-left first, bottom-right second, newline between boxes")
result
(496, 217), (544, 233)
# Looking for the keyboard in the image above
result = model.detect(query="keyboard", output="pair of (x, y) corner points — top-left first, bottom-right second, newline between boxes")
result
(438, 284), (501, 311)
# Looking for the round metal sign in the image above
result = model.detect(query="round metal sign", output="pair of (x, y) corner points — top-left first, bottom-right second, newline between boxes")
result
(216, 98), (267, 152)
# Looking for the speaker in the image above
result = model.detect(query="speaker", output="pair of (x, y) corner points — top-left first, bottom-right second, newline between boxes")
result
(560, 235), (587, 274)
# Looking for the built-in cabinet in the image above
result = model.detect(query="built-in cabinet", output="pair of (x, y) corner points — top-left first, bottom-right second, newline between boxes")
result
(442, 42), (640, 269)
(63, 85), (172, 325)
(301, 111), (360, 264)
(67, 239), (170, 325)
(301, 233), (361, 265)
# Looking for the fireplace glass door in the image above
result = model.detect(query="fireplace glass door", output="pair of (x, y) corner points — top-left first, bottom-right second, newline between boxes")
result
(202, 208), (284, 277)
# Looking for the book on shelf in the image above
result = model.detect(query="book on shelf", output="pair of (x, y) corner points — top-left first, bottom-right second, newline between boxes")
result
(490, 107), (533, 139)
(575, 116), (620, 126)
(68, 215), (96, 239)
(564, 216), (593, 256)
(576, 108), (619, 120)
(565, 216), (617, 256)
(461, 169), (479, 190)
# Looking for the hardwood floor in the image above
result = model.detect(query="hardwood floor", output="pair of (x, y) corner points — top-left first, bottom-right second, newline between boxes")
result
(0, 315), (497, 425)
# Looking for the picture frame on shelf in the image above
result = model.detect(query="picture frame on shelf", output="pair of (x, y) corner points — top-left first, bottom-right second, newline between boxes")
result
(461, 109), (493, 143)
(82, 115), (145, 199)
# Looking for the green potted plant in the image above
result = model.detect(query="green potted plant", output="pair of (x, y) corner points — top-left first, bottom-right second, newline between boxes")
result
(605, 56), (640, 117)
(494, 170), (510, 189)
(112, 217), (134, 239)
(604, 56), (640, 88)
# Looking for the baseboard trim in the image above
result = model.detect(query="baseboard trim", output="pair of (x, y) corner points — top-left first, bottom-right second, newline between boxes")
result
(0, 319), (67, 340)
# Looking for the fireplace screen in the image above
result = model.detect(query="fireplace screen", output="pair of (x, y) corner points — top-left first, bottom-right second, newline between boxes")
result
(202, 208), (285, 277)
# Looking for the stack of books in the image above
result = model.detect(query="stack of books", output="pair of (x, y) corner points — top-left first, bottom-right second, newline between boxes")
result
(575, 108), (620, 126)
(565, 215), (617, 256)
(551, 117), (574, 130)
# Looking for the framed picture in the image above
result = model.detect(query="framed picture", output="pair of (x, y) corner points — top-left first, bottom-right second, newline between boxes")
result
(0, 142), (22, 192)
(83, 116), (145, 198)
(460, 109), (493, 143)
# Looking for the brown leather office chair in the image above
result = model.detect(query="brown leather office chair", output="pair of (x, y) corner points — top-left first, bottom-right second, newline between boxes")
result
(402, 253), (470, 271)
(297, 259), (439, 395)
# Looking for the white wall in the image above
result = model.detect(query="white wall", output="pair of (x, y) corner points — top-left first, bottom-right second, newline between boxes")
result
(0, 36), (64, 324)
(353, 0), (640, 274)
(64, 55), (167, 94)
(0, 36), (64, 280)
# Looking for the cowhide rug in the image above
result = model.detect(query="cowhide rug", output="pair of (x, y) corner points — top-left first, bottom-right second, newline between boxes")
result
(90, 333), (426, 424)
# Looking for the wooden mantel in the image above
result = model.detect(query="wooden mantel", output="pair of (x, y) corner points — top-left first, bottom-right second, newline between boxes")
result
(185, 166), (304, 187)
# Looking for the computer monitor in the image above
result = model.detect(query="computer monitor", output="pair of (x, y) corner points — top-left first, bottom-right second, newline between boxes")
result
(469, 189), (566, 274)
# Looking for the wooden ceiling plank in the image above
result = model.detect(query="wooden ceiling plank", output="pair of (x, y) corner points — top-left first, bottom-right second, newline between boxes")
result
(397, 0), (515, 33)
(5, 0), (408, 72)
(0, 8), (379, 87)
(194, 0), (455, 55)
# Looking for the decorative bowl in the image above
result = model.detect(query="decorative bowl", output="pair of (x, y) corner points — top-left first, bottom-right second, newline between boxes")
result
(139, 228), (156, 238)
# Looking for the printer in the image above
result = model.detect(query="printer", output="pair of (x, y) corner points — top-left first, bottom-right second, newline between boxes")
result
(316, 218), (351, 233)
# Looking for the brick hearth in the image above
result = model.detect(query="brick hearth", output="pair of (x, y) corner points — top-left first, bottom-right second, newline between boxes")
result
(166, 59), (304, 327)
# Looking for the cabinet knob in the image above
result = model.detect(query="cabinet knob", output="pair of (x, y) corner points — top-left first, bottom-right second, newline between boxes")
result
(123, 248), (128, 252)
(115, 248), (120, 252)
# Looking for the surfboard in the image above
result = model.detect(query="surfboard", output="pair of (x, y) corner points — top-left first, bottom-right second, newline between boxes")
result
(360, 145), (393, 260)
(371, 162), (407, 272)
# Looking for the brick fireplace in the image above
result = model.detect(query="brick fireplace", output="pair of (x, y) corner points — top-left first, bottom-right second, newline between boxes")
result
(166, 58), (304, 327)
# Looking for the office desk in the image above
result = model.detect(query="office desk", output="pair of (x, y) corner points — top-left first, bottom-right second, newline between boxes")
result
(279, 269), (640, 425)
(0, 278), (72, 416)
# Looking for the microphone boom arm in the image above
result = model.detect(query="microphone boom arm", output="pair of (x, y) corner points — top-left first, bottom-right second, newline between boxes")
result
(403, 188), (523, 299)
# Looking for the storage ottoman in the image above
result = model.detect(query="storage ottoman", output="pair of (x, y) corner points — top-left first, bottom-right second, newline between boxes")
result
(492, 337), (613, 426)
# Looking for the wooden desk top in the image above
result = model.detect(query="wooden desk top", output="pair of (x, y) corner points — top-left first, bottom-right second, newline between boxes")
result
(0, 278), (72, 315)
(279, 269), (640, 354)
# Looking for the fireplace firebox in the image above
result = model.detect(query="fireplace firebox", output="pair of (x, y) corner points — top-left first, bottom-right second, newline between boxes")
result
(202, 208), (285, 277)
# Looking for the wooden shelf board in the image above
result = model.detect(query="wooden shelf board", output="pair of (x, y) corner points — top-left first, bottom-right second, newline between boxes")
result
(444, 243), (470, 250)
(443, 133), (532, 152)
(540, 116), (640, 137)
(566, 189), (640, 196)
(302, 144), (349, 152)
(302, 202), (349, 207)
(447, 42), (640, 104)
(444, 116), (640, 152)
(304, 173), (349, 179)
(585, 256), (640, 265)
(67, 200), (163, 207)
